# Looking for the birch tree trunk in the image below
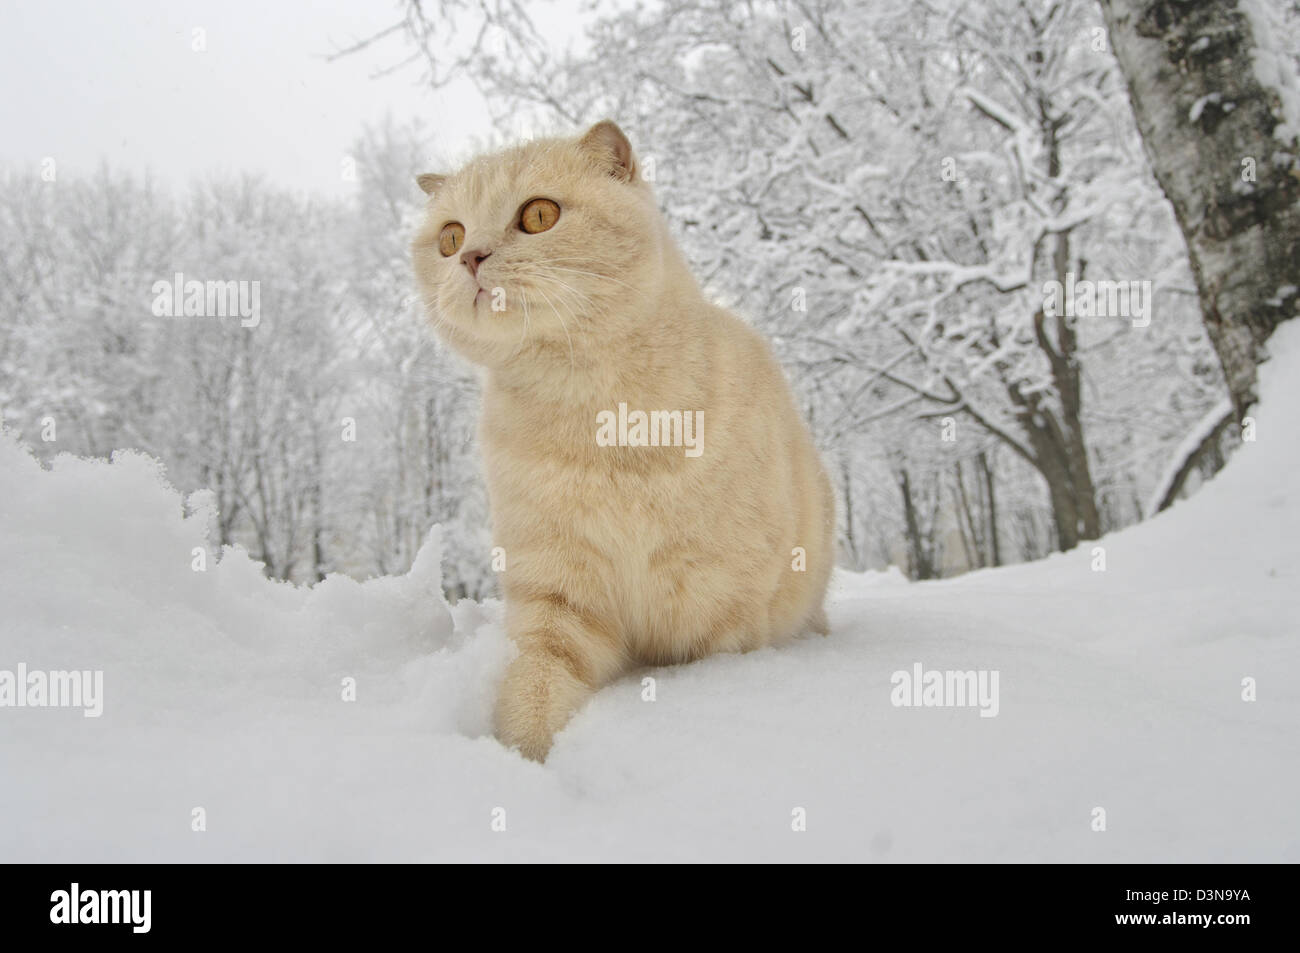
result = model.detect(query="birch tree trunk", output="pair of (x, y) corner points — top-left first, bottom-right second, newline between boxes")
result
(1098, 0), (1300, 417)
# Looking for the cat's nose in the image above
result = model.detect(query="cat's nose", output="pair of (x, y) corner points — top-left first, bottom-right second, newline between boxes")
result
(460, 247), (491, 278)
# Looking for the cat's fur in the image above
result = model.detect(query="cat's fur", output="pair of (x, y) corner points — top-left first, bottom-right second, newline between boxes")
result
(412, 121), (834, 761)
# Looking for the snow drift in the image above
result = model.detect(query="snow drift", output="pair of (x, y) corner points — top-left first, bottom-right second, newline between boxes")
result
(2, 326), (1298, 861)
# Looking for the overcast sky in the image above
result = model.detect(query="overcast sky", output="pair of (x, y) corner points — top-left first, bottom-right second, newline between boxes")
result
(0, 0), (545, 196)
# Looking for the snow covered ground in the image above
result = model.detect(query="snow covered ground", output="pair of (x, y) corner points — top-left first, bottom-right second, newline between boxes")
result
(2, 328), (1298, 863)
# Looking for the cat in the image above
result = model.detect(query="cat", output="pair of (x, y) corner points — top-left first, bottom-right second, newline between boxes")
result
(412, 121), (834, 761)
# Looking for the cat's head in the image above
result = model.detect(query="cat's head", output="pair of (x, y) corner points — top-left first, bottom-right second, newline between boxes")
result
(412, 121), (663, 369)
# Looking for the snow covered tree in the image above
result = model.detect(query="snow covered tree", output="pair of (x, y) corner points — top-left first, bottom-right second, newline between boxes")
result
(1099, 0), (1300, 417)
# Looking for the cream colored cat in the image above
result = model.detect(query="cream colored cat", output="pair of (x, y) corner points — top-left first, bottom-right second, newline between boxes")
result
(412, 121), (834, 761)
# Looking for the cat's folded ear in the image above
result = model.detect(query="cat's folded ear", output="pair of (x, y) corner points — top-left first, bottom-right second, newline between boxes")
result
(579, 120), (637, 183)
(416, 173), (446, 196)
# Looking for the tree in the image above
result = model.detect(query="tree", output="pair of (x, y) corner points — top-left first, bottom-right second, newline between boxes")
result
(1098, 0), (1300, 417)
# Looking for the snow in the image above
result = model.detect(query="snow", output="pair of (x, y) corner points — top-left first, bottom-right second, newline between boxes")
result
(2, 327), (1300, 862)
(1188, 91), (1223, 123)
(1143, 396), (1232, 516)
(960, 86), (1028, 136)
(1242, 0), (1300, 144)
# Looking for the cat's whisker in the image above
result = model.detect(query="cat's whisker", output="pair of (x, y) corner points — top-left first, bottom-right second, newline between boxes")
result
(516, 286), (532, 355)
(533, 273), (603, 299)
(528, 276), (600, 351)
(528, 274), (597, 311)
(425, 305), (453, 338)
(526, 260), (644, 295)
(527, 281), (577, 373)
(525, 270), (601, 302)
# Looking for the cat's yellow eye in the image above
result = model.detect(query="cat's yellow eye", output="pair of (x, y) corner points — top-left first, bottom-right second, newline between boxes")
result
(519, 198), (560, 234)
(439, 222), (465, 257)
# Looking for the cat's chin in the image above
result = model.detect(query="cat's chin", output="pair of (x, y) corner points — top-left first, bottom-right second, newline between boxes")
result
(437, 308), (521, 348)
(434, 288), (586, 366)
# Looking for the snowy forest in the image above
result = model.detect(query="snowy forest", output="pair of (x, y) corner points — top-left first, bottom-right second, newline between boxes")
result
(6, 0), (1291, 598)
(3, 0), (1300, 867)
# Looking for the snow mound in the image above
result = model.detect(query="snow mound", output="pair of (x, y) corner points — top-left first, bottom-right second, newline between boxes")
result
(2, 326), (1299, 861)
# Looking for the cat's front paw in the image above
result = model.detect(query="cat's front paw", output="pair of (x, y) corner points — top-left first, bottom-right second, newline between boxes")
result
(496, 716), (555, 763)
(494, 645), (591, 762)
